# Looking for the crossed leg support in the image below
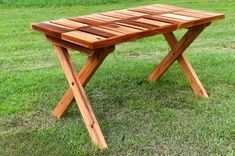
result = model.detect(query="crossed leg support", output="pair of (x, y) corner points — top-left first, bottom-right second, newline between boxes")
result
(50, 23), (209, 149)
(53, 45), (114, 149)
(52, 47), (113, 117)
(148, 24), (209, 97)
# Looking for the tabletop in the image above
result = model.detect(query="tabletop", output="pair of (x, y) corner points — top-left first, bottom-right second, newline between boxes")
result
(32, 4), (224, 49)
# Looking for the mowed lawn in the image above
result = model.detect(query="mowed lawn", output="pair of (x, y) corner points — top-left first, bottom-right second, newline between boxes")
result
(0, 0), (235, 155)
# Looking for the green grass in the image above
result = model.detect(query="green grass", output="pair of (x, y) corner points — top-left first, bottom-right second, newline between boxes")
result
(0, 0), (235, 155)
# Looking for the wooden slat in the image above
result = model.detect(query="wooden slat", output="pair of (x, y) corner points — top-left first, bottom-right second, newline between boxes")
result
(143, 6), (172, 12)
(146, 15), (183, 24)
(69, 17), (105, 26)
(50, 19), (88, 29)
(61, 31), (106, 47)
(115, 22), (148, 30)
(130, 5), (175, 15)
(78, 26), (117, 38)
(82, 16), (108, 22)
(80, 16), (108, 23)
(99, 23), (142, 34)
(31, 22), (72, 38)
(92, 27), (125, 36)
(149, 14), (213, 29)
(86, 14), (120, 22)
(129, 7), (163, 15)
(114, 10), (148, 17)
(160, 13), (197, 21)
(135, 18), (171, 27)
(46, 22), (73, 29)
(101, 12), (133, 19)
(120, 20), (157, 30)
(173, 11), (212, 19)
(185, 9), (224, 17)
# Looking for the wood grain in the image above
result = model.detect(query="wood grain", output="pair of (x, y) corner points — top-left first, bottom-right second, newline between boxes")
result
(32, 4), (224, 48)
(147, 24), (208, 81)
(163, 32), (209, 97)
(52, 46), (115, 118)
(54, 45), (108, 149)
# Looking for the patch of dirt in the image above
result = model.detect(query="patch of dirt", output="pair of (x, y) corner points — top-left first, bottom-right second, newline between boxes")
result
(222, 44), (235, 50)
(230, 45), (235, 49)
(0, 109), (58, 135)
(127, 52), (156, 59)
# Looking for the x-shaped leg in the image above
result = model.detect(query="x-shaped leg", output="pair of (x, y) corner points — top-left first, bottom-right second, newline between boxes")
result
(147, 24), (209, 97)
(52, 46), (113, 118)
(53, 45), (114, 148)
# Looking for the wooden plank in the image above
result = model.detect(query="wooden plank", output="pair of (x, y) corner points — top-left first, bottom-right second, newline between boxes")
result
(61, 31), (106, 48)
(101, 12), (133, 19)
(173, 11), (212, 19)
(52, 46), (115, 117)
(160, 13), (198, 21)
(115, 22), (148, 30)
(92, 27), (125, 36)
(78, 26), (117, 38)
(46, 22), (73, 29)
(80, 16), (108, 23)
(46, 35), (95, 55)
(69, 17), (105, 26)
(146, 15), (183, 24)
(86, 14), (120, 22)
(148, 14), (213, 29)
(171, 11), (225, 27)
(130, 5), (174, 15)
(119, 20), (157, 30)
(99, 23), (142, 34)
(147, 24), (207, 81)
(164, 32), (208, 97)
(50, 19), (88, 29)
(147, 15), (194, 29)
(129, 7), (163, 15)
(114, 10), (148, 17)
(185, 9), (225, 17)
(31, 22), (72, 38)
(54, 46), (107, 148)
(82, 16), (108, 22)
(135, 18), (171, 27)
(142, 6), (172, 12)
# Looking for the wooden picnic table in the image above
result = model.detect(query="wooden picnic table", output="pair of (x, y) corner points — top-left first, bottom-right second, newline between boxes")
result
(31, 4), (224, 149)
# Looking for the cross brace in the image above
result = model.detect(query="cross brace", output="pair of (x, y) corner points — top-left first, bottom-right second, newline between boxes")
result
(147, 23), (209, 97)
(48, 23), (210, 149)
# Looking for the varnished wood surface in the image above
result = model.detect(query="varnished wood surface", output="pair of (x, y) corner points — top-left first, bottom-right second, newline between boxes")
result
(32, 4), (224, 49)
(163, 32), (209, 97)
(54, 46), (108, 148)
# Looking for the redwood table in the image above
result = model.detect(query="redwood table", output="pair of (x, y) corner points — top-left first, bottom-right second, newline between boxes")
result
(32, 4), (224, 149)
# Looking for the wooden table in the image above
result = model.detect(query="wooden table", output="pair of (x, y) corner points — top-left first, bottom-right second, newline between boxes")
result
(32, 4), (224, 149)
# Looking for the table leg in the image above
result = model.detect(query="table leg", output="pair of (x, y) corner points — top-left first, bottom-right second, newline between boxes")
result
(147, 24), (209, 97)
(164, 32), (208, 97)
(52, 46), (114, 117)
(54, 45), (107, 148)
